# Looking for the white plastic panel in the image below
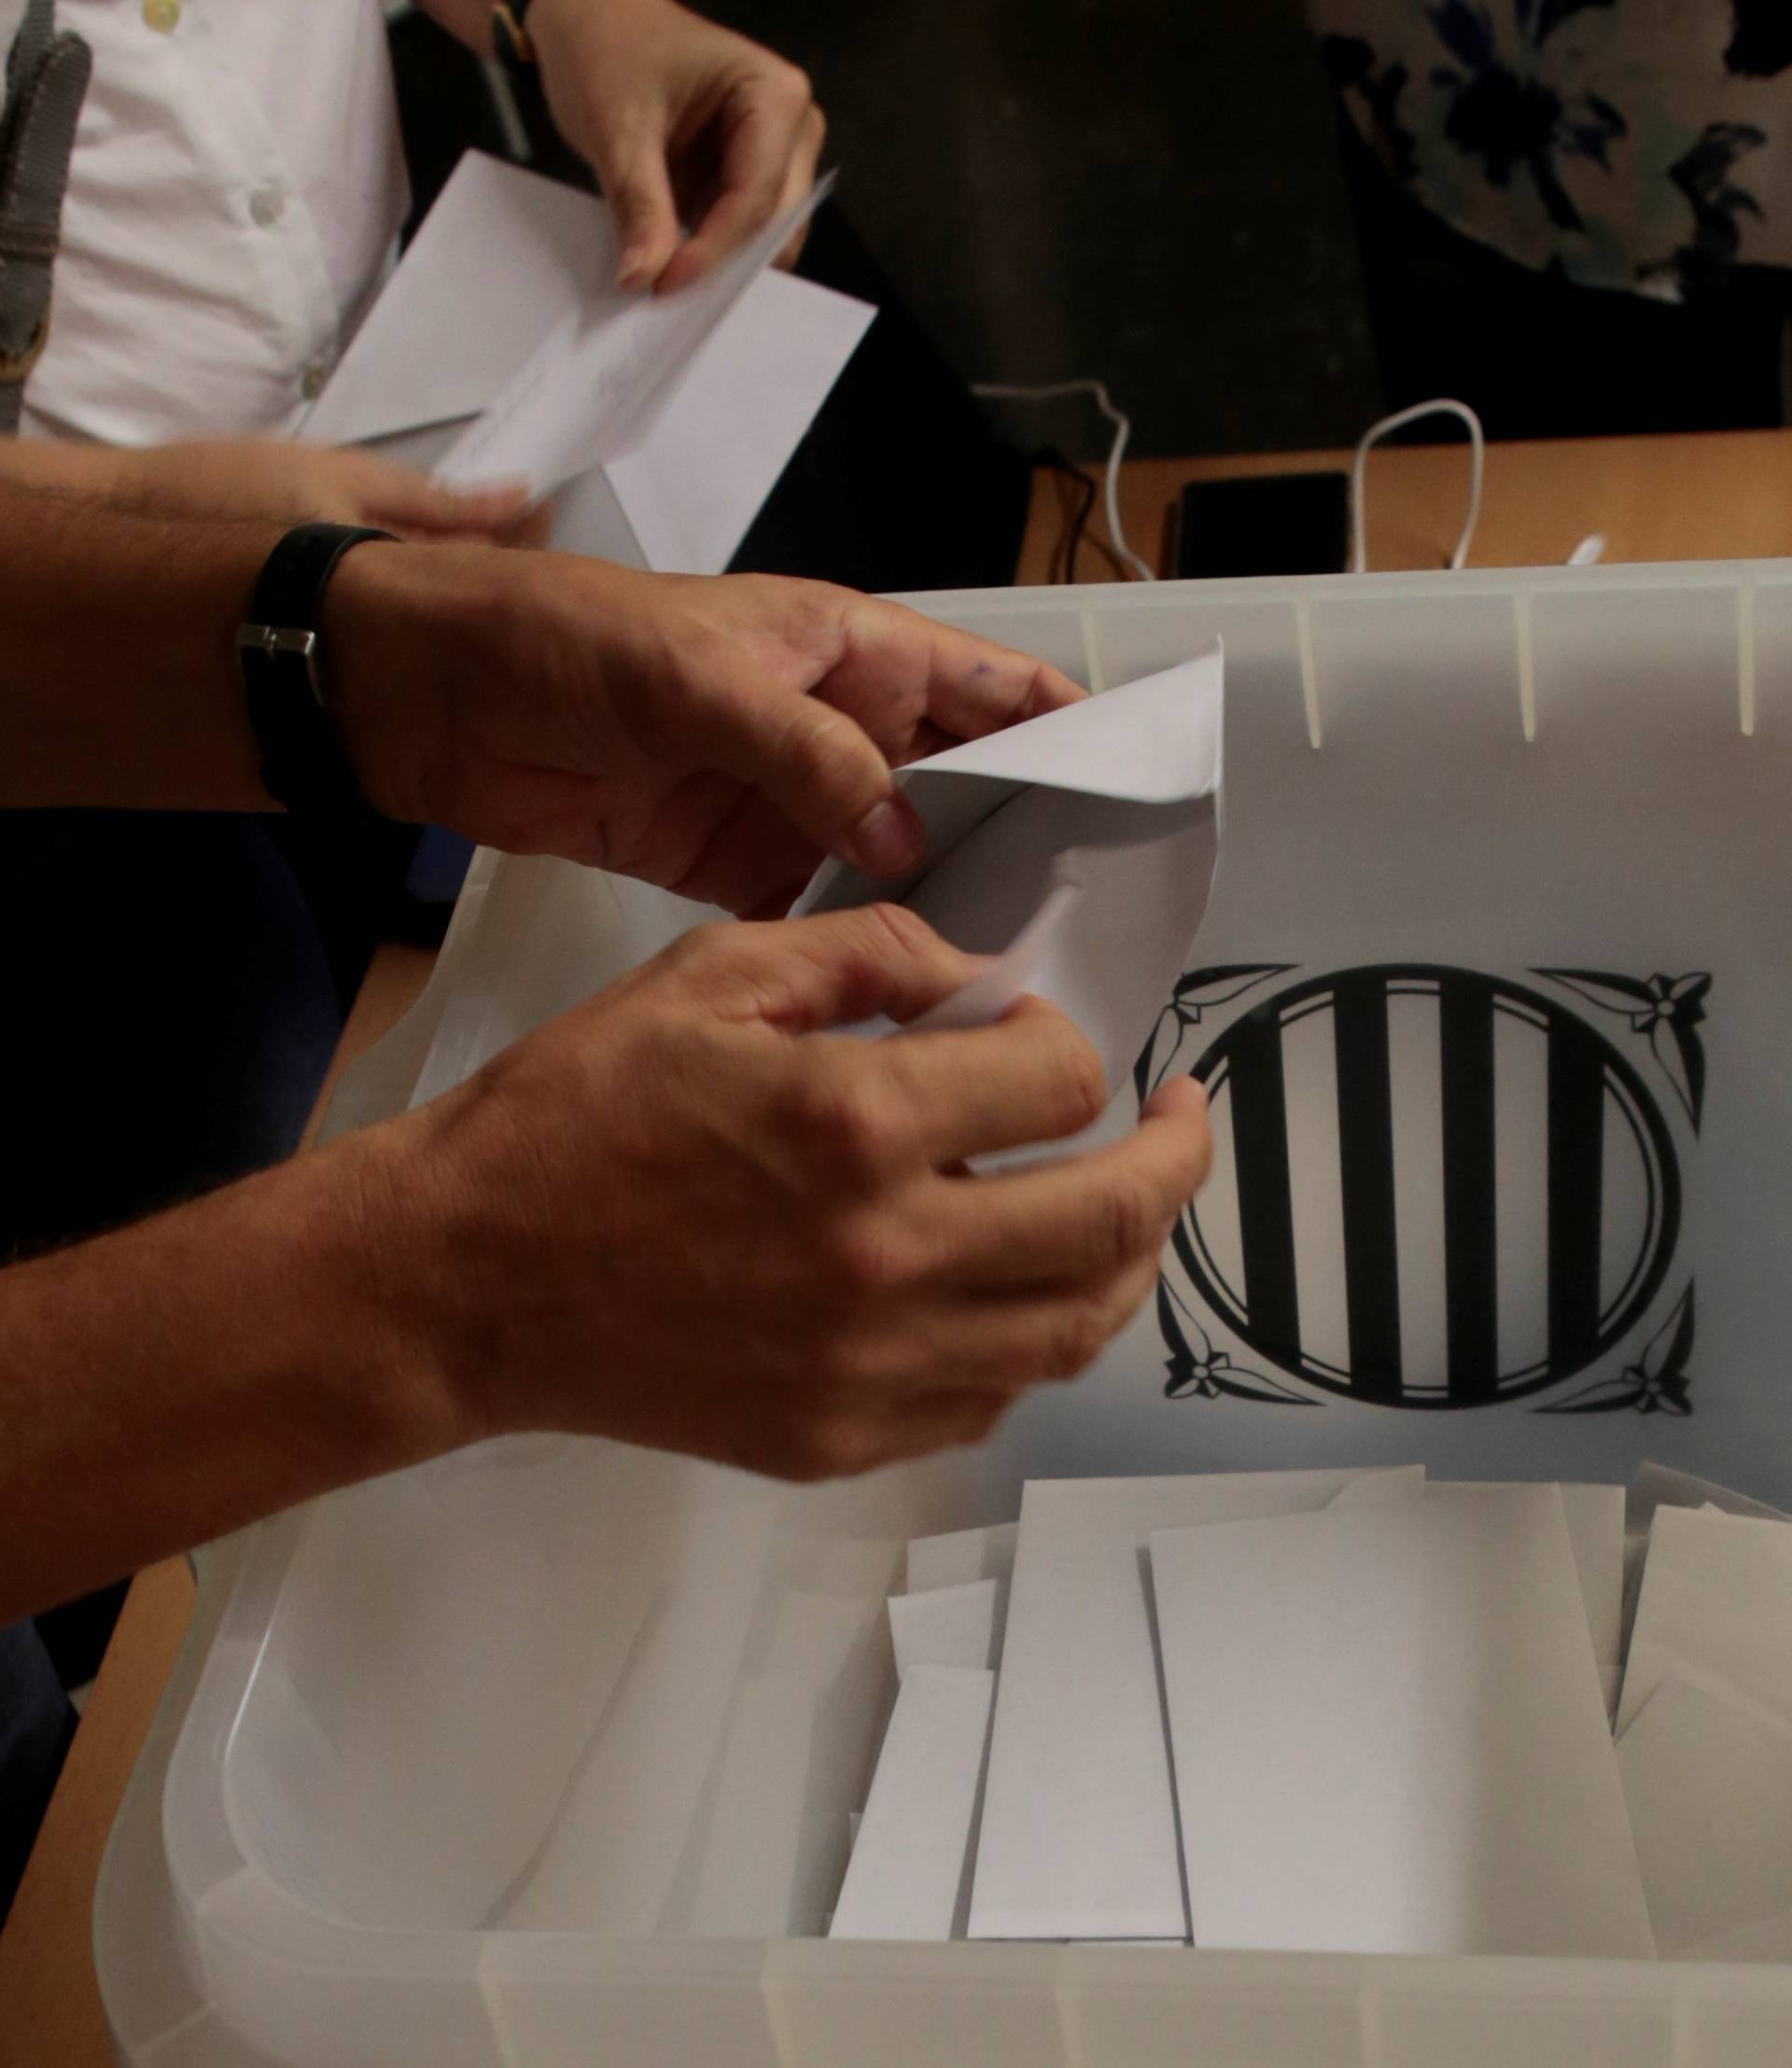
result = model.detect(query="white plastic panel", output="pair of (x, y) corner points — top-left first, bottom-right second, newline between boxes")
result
(1681, 1967), (1792, 2068)
(1060, 1949), (1366, 2068)
(768, 1941), (1069, 2068)
(483, 1938), (781, 2068)
(1371, 1961), (1675, 2068)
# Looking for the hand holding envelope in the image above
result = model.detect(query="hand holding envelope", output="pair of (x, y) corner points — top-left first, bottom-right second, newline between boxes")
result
(301, 153), (871, 574)
(797, 647), (1226, 1098)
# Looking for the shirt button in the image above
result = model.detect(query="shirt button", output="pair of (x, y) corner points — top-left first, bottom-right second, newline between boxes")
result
(142, 0), (180, 32)
(301, 360), (329, 401)
(249, 181), (286, 229)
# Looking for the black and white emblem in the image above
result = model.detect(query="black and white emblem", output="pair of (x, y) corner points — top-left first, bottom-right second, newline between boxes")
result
(1140, 963), (1707, 1413)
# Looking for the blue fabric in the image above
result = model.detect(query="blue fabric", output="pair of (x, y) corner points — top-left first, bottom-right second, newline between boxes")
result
(0, 806), (346, 1906)
(0, 809), (343, 1252)
(0, 1618), (74, 1924)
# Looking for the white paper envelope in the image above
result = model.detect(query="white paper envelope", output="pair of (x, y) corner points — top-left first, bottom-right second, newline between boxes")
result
(905, 1521), (1017, 1595)
(888, 1578), (1005, 1677)
(829, 1665), (995, 1942)
(301, 152), (872, 574)
(1618, 1505), (1792, 1736)
(1324, 1463), (1426, 1507)
(1437, 1480), (1625, 1712)
(968, 1466), (1408, 1945)
(300, 153), (612, 448)
(437, 174), (836, 496)
(798, 648), (1225, 1094)
(1151, 1485), (1653, 1959)
(1618, 1670), (1792, 1958)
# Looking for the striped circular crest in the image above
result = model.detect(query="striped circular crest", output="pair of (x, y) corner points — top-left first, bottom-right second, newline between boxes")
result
(1170, 965), (1682, 1407)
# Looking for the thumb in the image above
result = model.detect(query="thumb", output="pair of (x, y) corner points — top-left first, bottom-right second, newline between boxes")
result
(595, 127), (683, 290)
(687, 905), (978, 1034)
(690, 684), (928, 880)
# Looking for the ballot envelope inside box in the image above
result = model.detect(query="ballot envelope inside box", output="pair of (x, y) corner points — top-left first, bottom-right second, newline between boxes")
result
(300, 150), (873, 575)
(102, 563), (1792, 2068)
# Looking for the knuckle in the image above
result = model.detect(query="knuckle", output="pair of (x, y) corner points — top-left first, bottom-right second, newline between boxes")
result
(781, 700), (861, 788)
(770, 1429), (835, 1483)
(1105, 1257), (1160, 1332)
(660, 919), (732, 975)
(823, 1211), (920, 1295)
(797, 1069), (902, 1184)
(1051, 1032), (1108, 1137)
(771, 58), (813, 108)
(1044, 1295), (1113, 1379)
(786, 1411), (879, 1482)
(856, 901), (936, 960)
(1094, 1175), (1155, 1271)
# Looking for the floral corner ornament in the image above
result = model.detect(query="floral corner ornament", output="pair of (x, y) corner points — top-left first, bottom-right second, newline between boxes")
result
(1159, 1278), (1317, 1408)
(1133, 964), (1293, 1108)
(1541, 1283), (1696, 1418)
(1535, 968), (1711, 1131)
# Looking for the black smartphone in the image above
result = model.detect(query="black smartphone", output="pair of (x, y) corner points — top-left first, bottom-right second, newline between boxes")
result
(1170, 469), (1350, 580)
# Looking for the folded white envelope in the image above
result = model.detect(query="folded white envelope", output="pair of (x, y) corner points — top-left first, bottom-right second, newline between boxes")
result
(797, 646), (1225, 1095)
(301, 152), (872, 575)
(1618, 1670), (1792, 1958)
(1150, 1484), (1653, 1959)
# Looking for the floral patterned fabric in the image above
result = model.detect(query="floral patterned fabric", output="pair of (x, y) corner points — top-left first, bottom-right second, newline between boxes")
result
(1312, 0), (1792, 300)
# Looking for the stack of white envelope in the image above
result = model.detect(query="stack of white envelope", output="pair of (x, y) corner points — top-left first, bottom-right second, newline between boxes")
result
(827, 1461), (1792, 1960)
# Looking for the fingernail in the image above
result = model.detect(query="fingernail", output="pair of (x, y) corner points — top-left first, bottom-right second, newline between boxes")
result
(848, 795), (924, 875)
(617, 252), (651, 290)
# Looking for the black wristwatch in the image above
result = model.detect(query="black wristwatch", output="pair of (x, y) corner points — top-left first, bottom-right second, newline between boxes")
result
(236, 521), (395, 821)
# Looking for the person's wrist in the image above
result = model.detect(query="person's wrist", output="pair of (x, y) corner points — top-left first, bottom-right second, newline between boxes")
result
(298, 1112), (497, 1461)
(318, 537), (511, 825)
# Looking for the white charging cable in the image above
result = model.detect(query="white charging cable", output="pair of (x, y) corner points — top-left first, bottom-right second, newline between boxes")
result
(973, 378), (1155, 581)
(1350, 397), (1485, 575)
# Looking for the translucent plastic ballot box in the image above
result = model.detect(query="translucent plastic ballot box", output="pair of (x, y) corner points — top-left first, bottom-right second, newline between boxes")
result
(98, 563), (1792, 2068)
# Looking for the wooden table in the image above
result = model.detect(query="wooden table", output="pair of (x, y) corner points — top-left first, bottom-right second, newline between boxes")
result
(1015, 428), (1792, 584)
(7, 427), (1792, 2065)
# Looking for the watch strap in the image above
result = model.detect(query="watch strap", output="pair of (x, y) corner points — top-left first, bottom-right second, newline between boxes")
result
(237, 521), (394, 821)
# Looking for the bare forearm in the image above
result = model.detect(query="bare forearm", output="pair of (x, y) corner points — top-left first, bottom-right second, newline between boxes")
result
(0, 476), (281, 810)
(0, 1129), (463, 1624)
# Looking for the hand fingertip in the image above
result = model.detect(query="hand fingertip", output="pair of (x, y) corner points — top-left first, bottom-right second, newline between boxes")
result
(1150, 1075), (1209, 1120)
(1049, 666), (1089, 706)
(847, 793), (924, 876)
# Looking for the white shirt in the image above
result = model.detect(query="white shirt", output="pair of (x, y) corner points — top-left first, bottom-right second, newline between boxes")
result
(4, 0), (409, 442)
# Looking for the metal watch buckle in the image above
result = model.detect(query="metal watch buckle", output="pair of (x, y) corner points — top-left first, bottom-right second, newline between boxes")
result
(236, 622), (325, 707)
(492, 3), (535, 65)
(0, 306), (50, 385)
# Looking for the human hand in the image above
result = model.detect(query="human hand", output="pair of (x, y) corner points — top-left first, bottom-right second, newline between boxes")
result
(109, 440), (550, 544)
(373, 905), (1211, 1479)
(324, 549), (1084, 910)
(526, 0), (823, 292)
